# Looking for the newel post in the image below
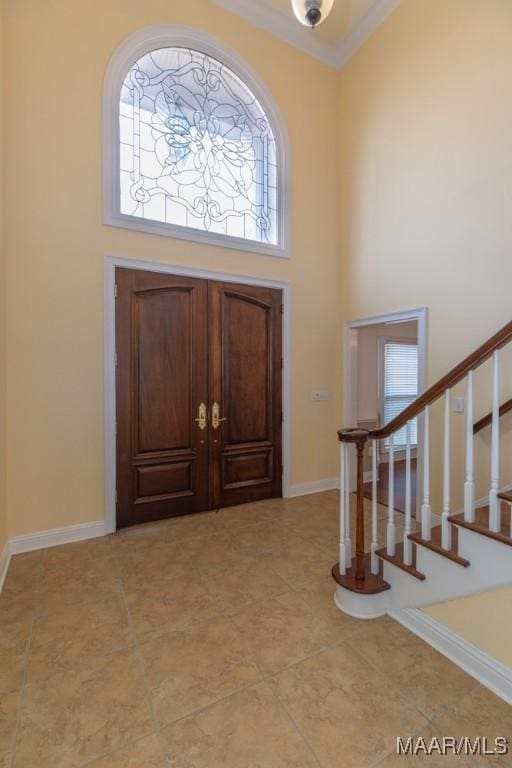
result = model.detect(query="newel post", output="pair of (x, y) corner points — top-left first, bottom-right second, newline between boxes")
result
(338, 428), (369, 583)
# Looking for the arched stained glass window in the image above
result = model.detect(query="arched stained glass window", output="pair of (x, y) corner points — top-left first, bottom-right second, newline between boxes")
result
(118, 46), (281, 248)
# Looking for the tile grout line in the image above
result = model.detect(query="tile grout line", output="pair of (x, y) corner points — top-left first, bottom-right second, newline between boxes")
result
(152, 678), (267, 733)
(100, 618), (351, 740)
(346, 638), (440, 725)
(78, 730), (163, 768)
(7, 554), (44, 768)
(368, 717), (430, 768)
(118, 579), (168, 767)
(267, 678), (326, 768)
(368, 681), (483, 768)
(423, 680), (482, 727)
(347, 626), (483, 728)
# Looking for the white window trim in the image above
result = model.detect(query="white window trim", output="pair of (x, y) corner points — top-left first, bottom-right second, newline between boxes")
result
(103, 25), (290, 258)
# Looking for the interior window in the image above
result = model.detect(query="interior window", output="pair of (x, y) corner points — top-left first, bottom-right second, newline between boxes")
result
(383, 341), (419, 447)
(119, 47), (279, 246)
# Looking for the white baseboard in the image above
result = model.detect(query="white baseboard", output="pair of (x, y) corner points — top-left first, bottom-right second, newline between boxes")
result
(288, 478), (339, 498)
(9, 520), (107, 556)
(0, 541), (11, 593)
(475, 481), (512, 510)
(390, 607), (512, 706)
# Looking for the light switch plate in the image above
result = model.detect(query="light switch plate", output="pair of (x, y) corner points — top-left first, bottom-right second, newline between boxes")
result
(311, 389), (329, 402)
(454, 397), (465, 414)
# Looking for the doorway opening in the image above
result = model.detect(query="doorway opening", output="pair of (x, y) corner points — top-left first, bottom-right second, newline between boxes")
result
(344, 308), (428, 518)
(115, 269), (283, 528)
(104, 256), (291, 533)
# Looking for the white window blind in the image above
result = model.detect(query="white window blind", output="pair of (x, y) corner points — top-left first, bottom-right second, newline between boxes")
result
(383, 341), (418, 447)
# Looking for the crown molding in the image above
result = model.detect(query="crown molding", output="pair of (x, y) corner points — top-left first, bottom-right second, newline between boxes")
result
(212, 0), (340, 67)
(212, 0), (401, 69)
(335, 0), (401, 68)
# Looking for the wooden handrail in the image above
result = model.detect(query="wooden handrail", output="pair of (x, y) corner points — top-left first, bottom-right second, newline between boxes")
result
(340, 319), (512, 443)
(334, 318), (512, 595)
(474, 397), (512, 434)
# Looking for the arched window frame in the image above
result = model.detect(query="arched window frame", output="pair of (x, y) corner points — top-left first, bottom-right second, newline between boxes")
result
(103, 25), (290, 258)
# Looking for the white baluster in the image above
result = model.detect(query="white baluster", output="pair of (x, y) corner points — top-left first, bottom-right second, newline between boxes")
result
(442, 389), (452, 550)
(339, 442), (347, 575)
(371, 439), (379, 574)
(387, 433), (395, 556)
(464, 371), (475, 523)
(403, 422), (413, 566)
(421, 405), (432, 541)
(489, 350), (500, 532)
(344, 446), (351, 569)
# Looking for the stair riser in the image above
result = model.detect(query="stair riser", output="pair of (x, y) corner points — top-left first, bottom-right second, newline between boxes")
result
(457, 526), (512, 586)
(383, 552), (467, 610)
(379, 530), (512, 610)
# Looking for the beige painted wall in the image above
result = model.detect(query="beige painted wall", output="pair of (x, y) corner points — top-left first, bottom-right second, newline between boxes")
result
(425, 587), (512, 668)
(337, 0), (512, 660)
(0, 0), (6, 555)
(338, 0), (512, 513)
(3, 0), (341, 537)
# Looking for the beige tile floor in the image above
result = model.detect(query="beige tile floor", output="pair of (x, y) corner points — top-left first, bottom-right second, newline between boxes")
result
(0, 491), (510, 767)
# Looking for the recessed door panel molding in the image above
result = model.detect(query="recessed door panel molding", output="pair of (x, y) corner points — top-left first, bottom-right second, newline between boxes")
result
(115, 266), (283, 528)
(222, 448), (274, 490)
(222, 292), (272, 446)
(135, 460), (193, 501)
(134, 287), (193, 455)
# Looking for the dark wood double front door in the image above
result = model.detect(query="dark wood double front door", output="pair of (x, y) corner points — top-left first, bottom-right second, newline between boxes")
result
(115, 268), (283, 528)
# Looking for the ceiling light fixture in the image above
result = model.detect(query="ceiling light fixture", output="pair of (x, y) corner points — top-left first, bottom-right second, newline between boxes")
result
(291, 0), (334, 29)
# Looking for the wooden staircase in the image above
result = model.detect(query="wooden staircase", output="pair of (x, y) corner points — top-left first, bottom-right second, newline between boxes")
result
(409, 524), (470, 568)
(449, 504), (512, 549)
(333, 320), (512, 619)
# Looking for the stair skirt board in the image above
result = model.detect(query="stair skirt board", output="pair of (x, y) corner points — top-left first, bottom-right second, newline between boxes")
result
(390, 608), (512, 706)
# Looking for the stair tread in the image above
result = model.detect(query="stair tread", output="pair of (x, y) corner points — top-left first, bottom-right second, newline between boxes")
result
(448, 506), (512, 548)
(375, 542), (426, 581)
(497, 491), (512, 503)
(408, 525), (470, 567)
(332, 553), (390, 595)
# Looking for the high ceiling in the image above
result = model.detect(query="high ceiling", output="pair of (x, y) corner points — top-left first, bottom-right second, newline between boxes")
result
(212, 0), (401, 68)
(266, 0), (378, 43)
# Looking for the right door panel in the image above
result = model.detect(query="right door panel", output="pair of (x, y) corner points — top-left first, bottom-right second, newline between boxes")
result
(208, 281), (283, 508)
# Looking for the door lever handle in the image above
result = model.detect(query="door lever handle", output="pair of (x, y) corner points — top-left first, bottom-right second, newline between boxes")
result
(195, 402), (207, 430)
(212, 402), (227, 430)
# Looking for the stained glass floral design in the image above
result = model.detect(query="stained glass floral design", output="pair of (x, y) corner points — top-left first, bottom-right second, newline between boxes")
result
(119, 47), (278, 244)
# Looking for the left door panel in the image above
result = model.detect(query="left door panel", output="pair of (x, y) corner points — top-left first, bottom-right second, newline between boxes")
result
(115, 268), (209, 528)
